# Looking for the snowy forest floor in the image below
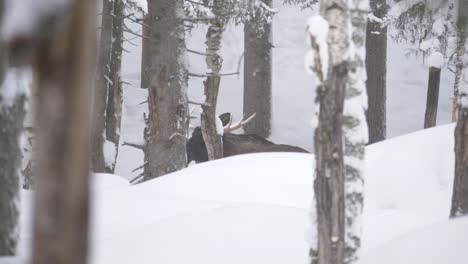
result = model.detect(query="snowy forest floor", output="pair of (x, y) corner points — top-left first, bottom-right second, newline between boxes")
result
(14, 124), (468, 264)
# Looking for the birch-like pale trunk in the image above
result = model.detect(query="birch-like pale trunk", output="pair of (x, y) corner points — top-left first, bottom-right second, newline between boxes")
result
(451, 26), (466, 122)
(311, 1), (349, 264)
(105, 0), (125, 173)
(201, 0), (225, 161)
(92, 0), (113, 173)
(0, 0), (26, 252)
(144, 0), (189, 180)
(344, 0), (369, 263)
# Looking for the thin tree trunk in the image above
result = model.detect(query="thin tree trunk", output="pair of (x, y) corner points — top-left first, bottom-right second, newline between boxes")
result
(424, 67), (441, 128)
(201, 1), (224, 161)
(141, 14), (150, 89)
(243, 0), (272, 138)
(31, 0), (96, 263)
(365, 0), (387, 143)
(92, 0), (113, 172)
(451, 28), (466, 122)
(105, 0), (124, 173)
(311, 1), (349, 264)
(0, 1), (26, 251)
(450, 0), (468, 218)
(344, 2), (369, 263)
(144, 0), (189, 180)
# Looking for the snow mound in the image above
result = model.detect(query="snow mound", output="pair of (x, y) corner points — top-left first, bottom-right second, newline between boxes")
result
(17, 124), (462, 264)
(359, 217), (468, 264)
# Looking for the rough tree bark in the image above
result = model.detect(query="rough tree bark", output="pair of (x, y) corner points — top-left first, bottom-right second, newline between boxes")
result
(30, 0), (96, 263)
(105, 0), (125, 173)
(243, 0), (272, 138)
(311, 1), (349, 264)
(141, 14), (150, 89)
(424, 66), (441, 128)
(451, 26), (466, 122)
(92, 0), (113, 172)
(0, 0), (26, 253)
(365, 0), (387, 143)
(344, 1), (369, 263)
(144, 0), (189, 180)
(451, 0), (468, 218)
(200, 0), (225, 161)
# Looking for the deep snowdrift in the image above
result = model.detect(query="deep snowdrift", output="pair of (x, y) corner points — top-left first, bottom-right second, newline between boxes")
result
(13, 124), (466, 264)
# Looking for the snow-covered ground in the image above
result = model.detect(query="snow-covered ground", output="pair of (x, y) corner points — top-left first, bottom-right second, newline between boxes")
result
(14, 123), (467, 264)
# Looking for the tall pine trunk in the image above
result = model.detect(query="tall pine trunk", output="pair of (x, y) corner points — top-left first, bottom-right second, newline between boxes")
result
(243, 0), (272, 138)
(0, 0), (26, 252)
(424, 67), (441, 128)
(344, 1), (369, 263)
(144, 0), (189, 180)
(105, 0), (124, 173)
(365, 0), (387, 143)
(30, 1), (96, 263)
(451, 0), (468, 218)
(200, 0), (225, 161)
(92, 0), (113, 172)
(311, 1), (349, 263)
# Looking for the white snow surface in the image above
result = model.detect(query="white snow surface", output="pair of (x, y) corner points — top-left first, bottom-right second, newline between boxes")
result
(103, 140), (116, 168)
(306, 16), (329, 79)
(15, 124), (465, 263)
(427, 51), (445, 68)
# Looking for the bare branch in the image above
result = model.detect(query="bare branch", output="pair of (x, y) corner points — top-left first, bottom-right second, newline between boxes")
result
(122, 141), (144, 150)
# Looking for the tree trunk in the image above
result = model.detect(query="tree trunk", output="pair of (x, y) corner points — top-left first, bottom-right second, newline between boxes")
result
(141, 14), (150, 89)
(201, 1), (225, 161)
(451, 28), (466, 122)
(243, 0), (272, 138)
(144, 0), (189, 180)
(344, 2), (369, 263)
(31, 0), (96, 263)
(0, 1), (26, 252)
(311, 1), (349, 264)
(424, 67), (441, 128)
(92, 0), (113, 172)
(105, 0), (124, 173)
(450, 0), (468, 218)
(365, 0), (387, 143)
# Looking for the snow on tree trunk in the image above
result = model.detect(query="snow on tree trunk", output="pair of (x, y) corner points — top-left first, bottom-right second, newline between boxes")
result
(452, 27), (466, 122)
(29, 0), (96, 263)
(144, 0), (189, 180)
(92, 0), (113, 173)
(201, 0), (225, 161)
(424, 66), (441, 128)
(243, 0), (272, 138)
(451, 0), (468, 218)
(365, 0), (387, 143)
(307, 1), (350, 263)
(141, 14), (150, 89)
(105, 0), (124, 173)
(344, 0), (369, 263)
(0, 6), (26, 252)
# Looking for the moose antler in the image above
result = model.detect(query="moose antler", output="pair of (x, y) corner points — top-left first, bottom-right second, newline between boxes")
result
(223, 113), (257, 134)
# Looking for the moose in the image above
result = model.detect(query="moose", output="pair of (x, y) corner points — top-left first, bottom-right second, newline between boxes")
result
(187, 113), (309, 163)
